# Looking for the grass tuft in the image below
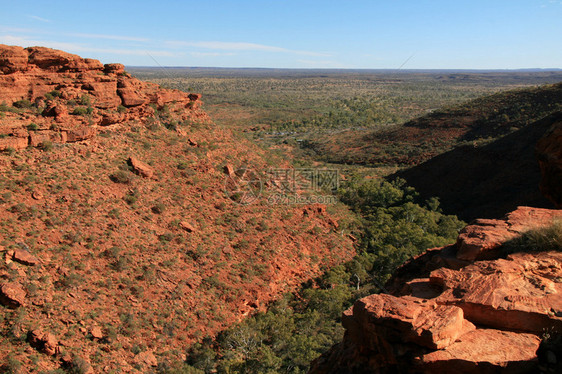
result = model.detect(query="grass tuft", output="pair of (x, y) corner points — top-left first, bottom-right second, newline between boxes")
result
(502, 220), (562, 255)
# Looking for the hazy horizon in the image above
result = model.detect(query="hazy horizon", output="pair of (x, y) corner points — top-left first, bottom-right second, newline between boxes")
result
(126, 66), (562, 71)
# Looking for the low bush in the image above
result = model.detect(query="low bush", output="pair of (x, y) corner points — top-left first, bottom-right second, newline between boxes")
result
(13, 99), (33, 109)
(72, 106), (93, 116)
(109, 170), (133, 184)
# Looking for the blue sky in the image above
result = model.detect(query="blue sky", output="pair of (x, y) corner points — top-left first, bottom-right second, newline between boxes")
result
(1, 0), (561, 69)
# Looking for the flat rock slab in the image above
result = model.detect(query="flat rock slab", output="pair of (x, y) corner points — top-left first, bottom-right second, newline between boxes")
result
(12, 248), (40, 265)
(417, 329), (541, 374)
(430, 251), (562, 333)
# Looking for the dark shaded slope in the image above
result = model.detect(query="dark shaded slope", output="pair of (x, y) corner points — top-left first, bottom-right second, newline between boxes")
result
(391, 112), (562, 221)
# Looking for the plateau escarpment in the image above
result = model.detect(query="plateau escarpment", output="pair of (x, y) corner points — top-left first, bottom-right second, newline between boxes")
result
(309, 82), (562, 167)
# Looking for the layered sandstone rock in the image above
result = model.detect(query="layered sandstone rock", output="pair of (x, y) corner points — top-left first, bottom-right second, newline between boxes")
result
(0, 44), (207, 150)
(310, 207), (562, 374)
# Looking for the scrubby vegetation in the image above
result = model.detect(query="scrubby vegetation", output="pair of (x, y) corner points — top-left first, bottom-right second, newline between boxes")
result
(172, 179), (464, 373)
(131, 68), (562, 170)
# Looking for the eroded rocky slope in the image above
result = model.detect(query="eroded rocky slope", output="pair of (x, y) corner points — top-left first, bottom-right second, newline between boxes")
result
(0, 45), (355, 372)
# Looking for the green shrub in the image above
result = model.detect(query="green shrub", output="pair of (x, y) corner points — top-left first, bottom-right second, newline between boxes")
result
(80, 94), (91, 106)
(40, 141), (53, 151)
(177, 161), (190, 170)
(109, 170), (133, 184)
(124, 191), (138, 205)
(151, 202), (166, 214)
(44, 90), (62, 100)
(0, 102), (20, 113)
(70, 356), (92, 374)
(27, 123), (39, 131)
(164, 120), (178, 131)
(72, 107), (89, 116)
(2, 146), (15, 155)
(13, 99), (33, 109)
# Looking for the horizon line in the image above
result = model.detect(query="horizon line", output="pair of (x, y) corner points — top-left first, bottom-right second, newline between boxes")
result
(125, 66), (562, 72)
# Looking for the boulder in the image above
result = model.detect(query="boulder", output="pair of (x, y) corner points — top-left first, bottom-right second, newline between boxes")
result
(118, 87), (147, 107)
(100, 112), (123, 126)
(456, 218), (514, 261)
(456, 206), (562, 261)
(430, 251), (562, 333)
(26, 46), (102, 72)
(42, 103), (68, 120)
(223, 164), (235, 177)
(28, 329), (58, 355)
(349, 294), (475, 350)
(12, 248), (40, 265)
(89, 326), (104, 340)
(129, 157), (155, 179)
(0, 282), (26, 307)
(179, 221), (196, 233)
(134, 351), (158, 367)
(417, 329), (541, 373)
(103, 63), (125, 75)
(65, 127), (96, 142)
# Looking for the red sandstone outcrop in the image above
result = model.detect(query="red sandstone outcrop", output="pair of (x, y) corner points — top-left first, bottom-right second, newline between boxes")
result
(310, 206), (562, 374)
(0, 44), (207, 151)
(179, 221), (196, 233)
